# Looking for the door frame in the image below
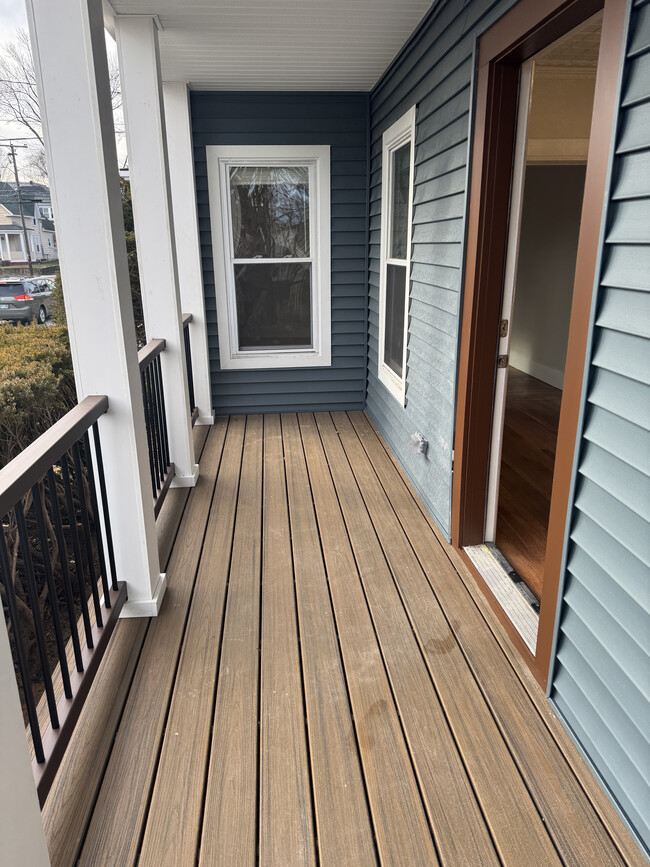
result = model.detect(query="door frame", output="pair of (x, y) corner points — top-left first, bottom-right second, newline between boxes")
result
(451, 0), (628, 687)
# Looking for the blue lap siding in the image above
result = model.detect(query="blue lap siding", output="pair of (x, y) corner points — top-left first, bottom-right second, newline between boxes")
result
(191, 92), (369, 415)
(366, 0), (520, 537)
(549, 0), (650, 855)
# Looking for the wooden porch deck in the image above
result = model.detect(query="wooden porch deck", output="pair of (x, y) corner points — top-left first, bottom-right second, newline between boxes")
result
(41, 413), (643, 866)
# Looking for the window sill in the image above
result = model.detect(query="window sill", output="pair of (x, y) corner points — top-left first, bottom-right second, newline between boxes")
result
(378, 363), (406, 406)
(220, 347), (332, 371)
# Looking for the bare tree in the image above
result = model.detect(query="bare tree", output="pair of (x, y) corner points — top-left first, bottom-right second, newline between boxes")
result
(21, 146), (49, 183)
(0, 29), (42, 144)
(0, 28), (123, 147)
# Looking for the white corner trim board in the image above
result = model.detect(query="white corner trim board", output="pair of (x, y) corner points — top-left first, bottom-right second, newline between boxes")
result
(207, 144), (331, 371)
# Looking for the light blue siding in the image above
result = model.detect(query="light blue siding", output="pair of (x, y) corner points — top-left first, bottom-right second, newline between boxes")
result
(366, 0), (519, 535)
(191, 92), (369, 415)
(549, 0), (650, 856)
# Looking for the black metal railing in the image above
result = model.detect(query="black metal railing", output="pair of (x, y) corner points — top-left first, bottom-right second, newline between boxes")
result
(0, 395), (126, 805)
(182, 313), (198, 425)
(138, 338), (174, 516)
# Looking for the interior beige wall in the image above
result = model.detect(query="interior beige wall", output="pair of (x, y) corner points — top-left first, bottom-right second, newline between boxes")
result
(510, 165), (587, 389)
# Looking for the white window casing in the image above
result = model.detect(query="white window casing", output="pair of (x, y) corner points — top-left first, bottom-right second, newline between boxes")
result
(207, 144), (331, 370)
(378, 106), (416, 405)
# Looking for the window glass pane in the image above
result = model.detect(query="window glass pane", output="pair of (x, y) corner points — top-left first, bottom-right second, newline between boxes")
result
(384, 263), (407, 377)
(390, 143), (411, 260)
(234, 262), (312, 350)
(230, 166), (310, 259)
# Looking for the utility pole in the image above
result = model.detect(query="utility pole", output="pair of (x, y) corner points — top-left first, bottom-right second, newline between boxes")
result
(8, 143), (33, 276)
(0, 142), (33, 275)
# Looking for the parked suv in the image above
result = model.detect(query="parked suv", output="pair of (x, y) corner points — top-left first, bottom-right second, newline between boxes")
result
(0, 278), (54, 324)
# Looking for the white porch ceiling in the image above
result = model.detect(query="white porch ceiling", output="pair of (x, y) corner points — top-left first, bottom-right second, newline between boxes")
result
(106, 0), (435, 91)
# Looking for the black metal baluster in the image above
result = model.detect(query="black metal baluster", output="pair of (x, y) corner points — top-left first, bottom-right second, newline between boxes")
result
(46, 468), (83, 671)
(149, 363), (164, 488)
(91, 424), (118, 593)
(32, 482), (72, 699)
(0, 526), (44, 762)
(14, 500), (59, 729)
(83, 432), (111, 605)
(155, 355), (171, 470)
(151, 360), (166, 482)
(147, 365), (162, 494)
(60, 454), (93, 650)
(71, 442), (103, 628)
(184, 324), (196, 414)
(141, 368), (158, 499)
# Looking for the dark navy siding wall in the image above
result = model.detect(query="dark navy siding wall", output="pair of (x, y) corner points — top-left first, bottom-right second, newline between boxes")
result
(191, 92), (368, 415)
(366, 0), (519, 536)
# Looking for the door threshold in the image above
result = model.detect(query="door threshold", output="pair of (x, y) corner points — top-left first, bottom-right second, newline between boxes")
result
(463, 544), (539, 654)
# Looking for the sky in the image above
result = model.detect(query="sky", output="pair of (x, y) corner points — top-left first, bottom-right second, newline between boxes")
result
(0, 0), (126, 180)
(0, 0), (30, 151)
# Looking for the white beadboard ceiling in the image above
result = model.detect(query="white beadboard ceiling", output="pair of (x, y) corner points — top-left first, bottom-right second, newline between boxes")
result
(106, 0), (435, 90)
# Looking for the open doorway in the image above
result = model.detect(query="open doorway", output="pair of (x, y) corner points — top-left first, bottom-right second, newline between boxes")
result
(452, 0), (626, 682)
(486, 15), (602, 605)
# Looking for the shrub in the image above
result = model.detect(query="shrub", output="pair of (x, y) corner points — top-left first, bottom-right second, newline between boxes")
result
(0, 322), (75, 468)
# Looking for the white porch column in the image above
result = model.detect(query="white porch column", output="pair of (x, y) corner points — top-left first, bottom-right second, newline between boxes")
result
(163, 82), (214, 426)
(0, 614), (50, 866)
(26, 0), (166, 617)
(115, 16), (199, 485)
(19, 231), (27, 261)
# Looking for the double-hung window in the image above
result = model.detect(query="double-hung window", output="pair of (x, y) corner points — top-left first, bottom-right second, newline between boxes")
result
(208, 145), (331, 370)
(378, 106), (416, 404)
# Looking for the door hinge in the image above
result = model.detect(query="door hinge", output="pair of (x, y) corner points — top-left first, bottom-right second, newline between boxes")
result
(500, 318), (509, 338)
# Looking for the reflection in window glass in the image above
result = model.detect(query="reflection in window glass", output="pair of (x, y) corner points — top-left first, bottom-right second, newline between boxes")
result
(384, 263), (407, 376)
(230, 166), (310, 259)
(390, 143), (411, 260)
(234, 262), (312, 350)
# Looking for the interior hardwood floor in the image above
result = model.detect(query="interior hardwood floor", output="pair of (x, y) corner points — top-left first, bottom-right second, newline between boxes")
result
(496, 367), (563, 600)
(40, 413), (644, 867)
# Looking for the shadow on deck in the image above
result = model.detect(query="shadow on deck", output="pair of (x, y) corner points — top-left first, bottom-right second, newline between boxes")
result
(40, 412), (642, 866)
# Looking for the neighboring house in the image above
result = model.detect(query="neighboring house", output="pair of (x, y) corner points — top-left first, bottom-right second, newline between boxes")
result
(0, 180), (58, 263)
(0, 0), (648, 864)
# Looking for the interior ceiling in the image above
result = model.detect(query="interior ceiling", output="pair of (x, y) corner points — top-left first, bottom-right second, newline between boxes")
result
(535, 13), (602, 69)
(107, 0), (436, 91)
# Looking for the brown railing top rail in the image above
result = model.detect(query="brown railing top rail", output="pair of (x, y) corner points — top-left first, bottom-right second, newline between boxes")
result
(182, 313), (193, 328)
(0, 394), (109, 518)
(138, 337), (166, 373)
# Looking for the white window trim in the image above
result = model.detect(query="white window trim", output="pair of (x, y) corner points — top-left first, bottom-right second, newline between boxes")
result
(378, 105), (416, 406)
(207, 144), (331, 370)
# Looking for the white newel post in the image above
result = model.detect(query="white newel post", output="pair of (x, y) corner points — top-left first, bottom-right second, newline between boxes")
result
(26, 0), (166, 617)
(163, 82), (214, 426)
(0, 614), (50, 866)
(116, 16), (200, 483)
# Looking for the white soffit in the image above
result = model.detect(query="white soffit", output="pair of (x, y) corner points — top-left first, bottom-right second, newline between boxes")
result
(107, 0), (435, 91)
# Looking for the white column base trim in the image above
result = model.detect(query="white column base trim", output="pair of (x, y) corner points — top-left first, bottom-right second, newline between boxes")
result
(120, 572), (167, 618)
(171, 464), (200, 488)
(195, 412), (215, 426)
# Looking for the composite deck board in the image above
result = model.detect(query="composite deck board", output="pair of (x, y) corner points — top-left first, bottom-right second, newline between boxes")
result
(63, 412), (643, 867)
(347, 410), (644, 867)
(78, 418), (229, 866)
(199, 415), (263, 867)
(138, 417), (245, 866)
(301, 412), (498, 866)
(327, 411), (560, 865)
(298, 413), (441, 866)
(258, 415), (316, 867)
(282, 414), (379, 866)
